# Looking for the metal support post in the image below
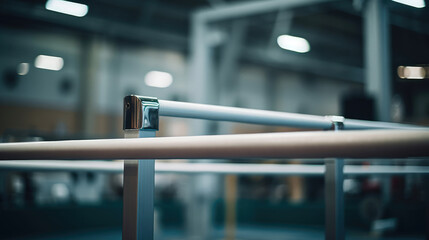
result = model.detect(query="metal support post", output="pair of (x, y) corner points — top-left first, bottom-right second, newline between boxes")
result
(225, 175), (237, 240)
(188, 15), (216, 240)
(123, 95), (159, 240)
(325, 116), (345, 240)
(364, 0), (391, 121)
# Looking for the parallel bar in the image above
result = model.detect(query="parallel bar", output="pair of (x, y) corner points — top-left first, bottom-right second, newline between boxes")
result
(2, 161), (429, 176)
(345, 165), (429, 175)
(159, 100), (331, 129)
(344, 119), (411, 130)
(0, 160), (124, 172)
(1, 130), (428, 160)
(158, 100), (422, 130)
(158, 163), (324, 175)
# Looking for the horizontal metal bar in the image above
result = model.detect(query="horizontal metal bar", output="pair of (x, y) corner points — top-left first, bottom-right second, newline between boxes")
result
(1, 161), (429, 176)
(0, 160), (124, 172)
(344, 165), (429, 175)
(0, 130), (428, 160)
(342, 119), (419, 130)
(159, 100), (332, 129)
(158, 100), (422, 130)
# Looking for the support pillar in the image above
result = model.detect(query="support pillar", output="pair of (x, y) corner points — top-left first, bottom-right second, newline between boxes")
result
(186, 14), (218, 240)
(325, 116), (345, 240)
(364, 0), (391, 122)
(122, 95), (159, 240)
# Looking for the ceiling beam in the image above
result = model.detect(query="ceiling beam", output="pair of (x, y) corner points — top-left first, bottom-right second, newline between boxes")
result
(194, 0), (335, 22)
(0, 3), (188, 50)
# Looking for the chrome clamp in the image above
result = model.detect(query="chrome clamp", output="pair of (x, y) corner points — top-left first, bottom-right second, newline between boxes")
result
(123, 95), (159, 130)
(326, 115), (345, 131)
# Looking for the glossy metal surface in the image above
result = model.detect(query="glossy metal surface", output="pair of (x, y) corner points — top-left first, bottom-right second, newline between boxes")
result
(327, 115), (345, 130)
(158, 99), (422, 130)
(2, 161), (429, 176)
(123, 95), (159, 130)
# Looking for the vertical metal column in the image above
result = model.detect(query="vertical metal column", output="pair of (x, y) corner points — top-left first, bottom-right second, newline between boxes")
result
(325, 116), (345, 240)
(188, 14), (217, 240)
(364, 0), (391, 122)
(225, 175), (238, 240)
(123, 95), (159, 240)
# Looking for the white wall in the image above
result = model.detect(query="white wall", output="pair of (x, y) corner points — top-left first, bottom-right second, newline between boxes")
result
(235, 64), (360, 116)
(275, 73), (356, 116)
(105, 46), (188, 114)
(0, 28), (360, 120)
(0, 29), (189, 116)
(0, 28), (81, 110)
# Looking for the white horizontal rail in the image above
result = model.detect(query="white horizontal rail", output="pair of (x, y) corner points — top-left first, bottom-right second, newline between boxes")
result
(158, 100), (422, 130)
(1, 161), (429, 176)
(0, 130), (428, 160)
(0, 160), (124, 172)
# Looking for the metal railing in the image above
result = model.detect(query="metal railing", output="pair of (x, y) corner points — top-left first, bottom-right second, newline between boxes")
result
(0, 130), (428, 160)
(158, 99), (421, 130)
(2, 160), (429, 176)
(0, 94), (428, 240)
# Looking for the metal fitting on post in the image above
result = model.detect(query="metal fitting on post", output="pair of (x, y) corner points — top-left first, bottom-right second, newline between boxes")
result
(123, 95), (159, 130)
(326, 115), (345, 131)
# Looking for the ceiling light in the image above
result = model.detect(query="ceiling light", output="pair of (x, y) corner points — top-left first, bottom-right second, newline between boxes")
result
(17, 63), (30, 76)
(277, 34), (310, 53)
(35, 55), (64, 71)
(144, 71), (173, 88)
(46, 0), (89, 17)
(392, 0), (425, 8)
(397, 66), (427, 79)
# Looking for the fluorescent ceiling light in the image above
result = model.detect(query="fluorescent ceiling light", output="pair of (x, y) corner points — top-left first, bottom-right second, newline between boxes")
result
(392, 0), (425, 8)
(17, 63), (30, 76)
(397, 66), (427, 79)
(277, 34), (310, 53)
(35, 55), (64, 71)
(46, 0), (88, 17)
(144, 71), (173, 88)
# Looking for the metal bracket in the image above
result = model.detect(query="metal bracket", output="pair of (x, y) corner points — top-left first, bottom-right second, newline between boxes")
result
(124, 95), (159, 130)
(326, 115), (345, 131)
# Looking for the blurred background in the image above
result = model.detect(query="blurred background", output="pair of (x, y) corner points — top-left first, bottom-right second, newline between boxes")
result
(0, 0), (429, 239)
